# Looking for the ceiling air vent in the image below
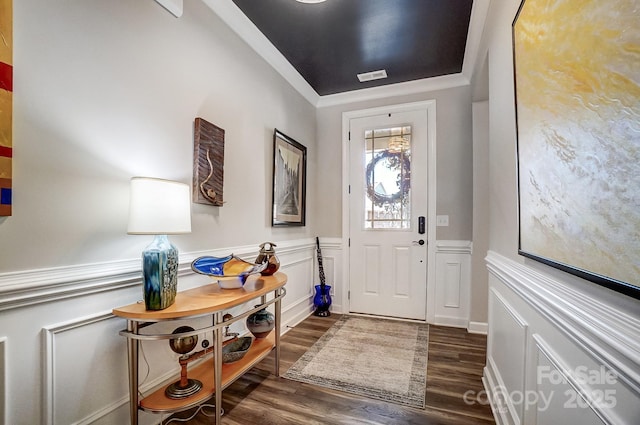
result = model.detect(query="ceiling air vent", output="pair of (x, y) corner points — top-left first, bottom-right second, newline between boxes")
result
(357, 69), (388, 83)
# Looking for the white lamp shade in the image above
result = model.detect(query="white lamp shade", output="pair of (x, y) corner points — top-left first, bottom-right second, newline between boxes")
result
(127, 177), (192, 235)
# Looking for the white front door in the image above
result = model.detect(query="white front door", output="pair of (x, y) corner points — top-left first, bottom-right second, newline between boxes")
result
(348, 109), (428, 320)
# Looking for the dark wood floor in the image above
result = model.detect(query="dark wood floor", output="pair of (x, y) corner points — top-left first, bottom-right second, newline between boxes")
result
(165, 314), (495, 425)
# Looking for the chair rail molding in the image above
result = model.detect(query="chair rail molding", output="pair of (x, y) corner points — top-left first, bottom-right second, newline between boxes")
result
(485, 251), (640, 425)
(486, 251), (640, 396)
(1, 238), (319, 425)
(0, 238), (317, 312)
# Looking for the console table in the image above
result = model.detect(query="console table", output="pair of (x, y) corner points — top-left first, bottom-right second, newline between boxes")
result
(113, 272), (287, 424)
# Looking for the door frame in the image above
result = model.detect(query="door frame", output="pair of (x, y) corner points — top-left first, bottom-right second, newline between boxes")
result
(341, 100), (437, 323)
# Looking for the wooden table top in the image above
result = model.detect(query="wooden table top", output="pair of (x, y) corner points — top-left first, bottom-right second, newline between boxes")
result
(112, 272), (287, 321)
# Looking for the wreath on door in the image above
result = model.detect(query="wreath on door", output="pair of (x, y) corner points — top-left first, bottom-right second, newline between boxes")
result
(365, 150), (411, 206)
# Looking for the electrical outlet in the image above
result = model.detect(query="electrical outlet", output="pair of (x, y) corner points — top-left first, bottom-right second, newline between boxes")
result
(436, 215), (449, 227)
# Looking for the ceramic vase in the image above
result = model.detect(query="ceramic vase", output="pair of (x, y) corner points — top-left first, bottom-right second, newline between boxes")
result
(246, 306), (275, 338)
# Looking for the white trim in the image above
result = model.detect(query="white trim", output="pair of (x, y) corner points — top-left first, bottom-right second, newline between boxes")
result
(202, 0), (319, 106)
(486, 251), (640, 396)
(341, 100), (437, 323)
(318, 74), (468, 108)
(483, 359), (511, 425)
(467, 321), (488, 335)
(461, 0), (491, 82)
(433, 315), (468, 328)
(488, 287), (529, 424)
(0, 337), (5, 425)
(533, 334), (617, 425)
(0, 260), (142, 312)
(42, 312), (118, 425)
(0, 239), (316, 312)
(436, 240), (473, 254)
(154, 0), (183, 18)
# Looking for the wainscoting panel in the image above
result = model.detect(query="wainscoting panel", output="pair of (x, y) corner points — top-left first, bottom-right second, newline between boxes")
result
(485, 251), (640, 425)
(444, 261), (462, 307)
(533, 335), (609, 425)
(434, 240), (471, 328)
(486, 287), (528, 424)
(42, 312), (128, 425)
(0, 238), (320, 425)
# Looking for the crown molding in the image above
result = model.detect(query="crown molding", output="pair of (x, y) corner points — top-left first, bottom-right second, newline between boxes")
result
(461, 0), (491, 82)
(204, 0), (491, 108)
(316, 73), (469, 108)
(202, 0), (320, 106)
(154, 0), (183, 18)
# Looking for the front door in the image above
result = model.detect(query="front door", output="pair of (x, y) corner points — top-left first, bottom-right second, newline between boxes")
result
(348, 109), (428, 320)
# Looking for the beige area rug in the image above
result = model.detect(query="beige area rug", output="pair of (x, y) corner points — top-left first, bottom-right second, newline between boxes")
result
(284, 315), (429, 408)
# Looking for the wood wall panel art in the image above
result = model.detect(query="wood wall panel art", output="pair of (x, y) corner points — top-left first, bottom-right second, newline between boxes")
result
(193, 118), (224, 206)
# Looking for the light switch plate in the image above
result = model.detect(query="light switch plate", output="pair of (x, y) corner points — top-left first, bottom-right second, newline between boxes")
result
(436, 215), (449, 227)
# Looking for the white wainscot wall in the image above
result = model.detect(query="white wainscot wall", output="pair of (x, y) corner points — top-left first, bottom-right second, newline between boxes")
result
(311, 238), (343, 316)
(0, 238), (318, 425)
(484, 251), (640, 425)
(434, 240), (472, 329)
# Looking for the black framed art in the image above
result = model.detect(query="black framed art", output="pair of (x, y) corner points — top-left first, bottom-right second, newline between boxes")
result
(272, 129), (306, 226)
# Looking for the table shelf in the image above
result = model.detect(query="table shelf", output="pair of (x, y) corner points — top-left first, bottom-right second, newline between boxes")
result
(113, 273), (287, 424)
(140, 333), (275, 413)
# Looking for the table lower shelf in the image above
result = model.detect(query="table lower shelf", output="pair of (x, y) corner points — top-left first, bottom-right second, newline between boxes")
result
(140, 333), (275, 413)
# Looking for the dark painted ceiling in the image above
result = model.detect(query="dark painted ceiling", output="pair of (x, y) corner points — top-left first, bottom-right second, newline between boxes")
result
(231, 0), (473, 96)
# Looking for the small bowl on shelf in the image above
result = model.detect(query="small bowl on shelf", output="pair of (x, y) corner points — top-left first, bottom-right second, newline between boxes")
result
(222, 336), (253, 363)
(191, 255), (268, 289)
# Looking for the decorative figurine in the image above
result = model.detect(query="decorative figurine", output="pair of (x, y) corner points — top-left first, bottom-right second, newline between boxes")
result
(255, 242), (280, 276)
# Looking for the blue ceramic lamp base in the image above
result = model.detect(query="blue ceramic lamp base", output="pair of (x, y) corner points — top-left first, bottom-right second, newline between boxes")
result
(142, 234), (179, 310)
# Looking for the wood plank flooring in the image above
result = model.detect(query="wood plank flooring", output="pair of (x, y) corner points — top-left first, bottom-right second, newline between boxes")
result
(164, 314), (495, 425)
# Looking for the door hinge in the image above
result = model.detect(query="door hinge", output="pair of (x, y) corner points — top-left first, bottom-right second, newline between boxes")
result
(348, 290), (350, 300)
(348, 131), (351, 140)
(348, 185), (351, 194)
(348, 238), (350, 247)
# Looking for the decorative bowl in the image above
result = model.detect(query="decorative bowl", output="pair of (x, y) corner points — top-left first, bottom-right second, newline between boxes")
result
(222, 336), (253, 363)
(191, 255), (268, 289)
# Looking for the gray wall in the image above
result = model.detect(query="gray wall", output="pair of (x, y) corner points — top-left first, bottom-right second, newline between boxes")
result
(315, 85), (474, 241)
(0, 2), (318, 423)
(0, 0), (317, 274)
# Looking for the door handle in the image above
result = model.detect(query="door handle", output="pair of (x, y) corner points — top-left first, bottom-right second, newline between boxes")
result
(412, 239), (425, 246)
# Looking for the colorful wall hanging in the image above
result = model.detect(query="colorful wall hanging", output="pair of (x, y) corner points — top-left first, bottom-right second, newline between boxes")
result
(0, 0), (12, 216)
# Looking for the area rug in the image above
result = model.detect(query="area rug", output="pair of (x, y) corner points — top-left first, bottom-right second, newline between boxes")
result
(284, 315), (429, 408)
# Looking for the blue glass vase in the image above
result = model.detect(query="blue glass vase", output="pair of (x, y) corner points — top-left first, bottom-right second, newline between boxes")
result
(142, 234), (179, 310)
(313, 284), (332, 315)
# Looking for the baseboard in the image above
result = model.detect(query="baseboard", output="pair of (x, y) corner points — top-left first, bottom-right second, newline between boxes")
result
(433, 315), (468, 329)
(467, 321), (488, 334)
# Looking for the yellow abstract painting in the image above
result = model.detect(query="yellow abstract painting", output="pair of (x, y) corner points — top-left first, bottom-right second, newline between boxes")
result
(514, 0), (640, 296)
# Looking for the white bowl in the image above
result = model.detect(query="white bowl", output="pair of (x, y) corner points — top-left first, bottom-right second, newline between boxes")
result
(216, 276), (245, 289)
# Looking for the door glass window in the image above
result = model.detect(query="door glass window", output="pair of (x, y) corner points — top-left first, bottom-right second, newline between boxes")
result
(363, 126), (411, 229)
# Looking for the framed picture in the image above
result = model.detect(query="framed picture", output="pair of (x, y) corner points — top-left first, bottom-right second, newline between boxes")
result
(513, 0), (640, 299)
(272, 129), (306, 226)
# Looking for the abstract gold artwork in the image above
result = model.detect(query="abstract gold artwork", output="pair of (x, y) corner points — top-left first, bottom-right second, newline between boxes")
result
(514, 0), (640, 297)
